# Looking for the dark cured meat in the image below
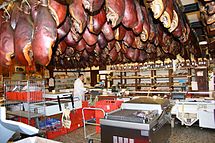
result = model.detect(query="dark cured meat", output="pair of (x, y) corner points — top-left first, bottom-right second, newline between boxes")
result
(14, 5), (34, 66)
(0, 21), (14, 66)
(48, 0), (67, 27)
(69, 0), (87, 34)
(159, 0), (173, 28)
(149, 0), (167, 19)
(32, 0), (57, 66)
(81, 49), (89, 61)
(29, 0), (40, 21)
(54, 0), (73, 5)
(75, 38), (86, 51)
(82, 0), (104, 13)
(98, 32), (108, 49)
(109, 46), (118, 62)
(56, 40), (67, 55)
(64, 30), (78, 47)
(123, 30), (135, 47)
(148, 13), (156, 42)
(57, 16), (71, 40)
(101, 22), (114, 41)
(140, 6), (150, 42)
(125, 47), (140, 62)
(86, 44), (95, 53)
(122, 0), (138, 28)
(88, 9), (106, 34)
(105, 0), (125, 28)
(114, 25), (126, 41)
(94, 43), (101, 56)
(132, 0), (144, 35)
(138, 50), (147, 62)
(107, 39), (116, 51)
(83, 28), (97, 46)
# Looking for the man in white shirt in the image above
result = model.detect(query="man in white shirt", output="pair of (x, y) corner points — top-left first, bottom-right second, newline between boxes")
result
(73, 74), (87, 101)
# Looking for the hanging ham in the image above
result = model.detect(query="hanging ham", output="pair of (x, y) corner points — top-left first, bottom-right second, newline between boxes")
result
(14, 4), (34, 66)
(114, 25), (126, 41)
(140, 6), (150, 42)
(122, 0), (138, 28)
(123, 30), (135, 47)
(98, 32), (108, 49)
(149, 0), (167, 19)
(75, 38), (86, 52)
(132, 1), (144, 35)
(57, 16), (72, 41)
(88, 8), (106, 34)
(82, 0), (104, 13)
(31, 0), (57, 66)
(159, 0), (173, 28)
(101, 22), (114, 41)
(83, 27), (97, 46)
(105, 0), (125, 28)
(69, 0), (87, 34)
(48, 0), (67, 27)
(0, 21), (14, 66)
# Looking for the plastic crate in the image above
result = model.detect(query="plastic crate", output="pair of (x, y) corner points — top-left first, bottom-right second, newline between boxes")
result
(18, 91), (43, 102)
(83, 107), (95, 121)
(46, 127), (67, 139)
(66, 108), (83, 132)
(95, 100), (123, 133)
(6, 92), (17, 100)
(82, 101), (89, 107)
(17, 117), (35, 127)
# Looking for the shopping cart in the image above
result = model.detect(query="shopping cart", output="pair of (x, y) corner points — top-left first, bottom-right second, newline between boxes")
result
(82, 107), (105, 143)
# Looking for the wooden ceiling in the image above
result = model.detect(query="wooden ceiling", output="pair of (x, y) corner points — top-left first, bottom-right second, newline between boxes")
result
(181, 0), (214, 49)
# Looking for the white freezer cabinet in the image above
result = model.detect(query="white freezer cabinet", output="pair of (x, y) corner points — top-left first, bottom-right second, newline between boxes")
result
(24, 99), (82, 116)
(171, 99), (215, 129)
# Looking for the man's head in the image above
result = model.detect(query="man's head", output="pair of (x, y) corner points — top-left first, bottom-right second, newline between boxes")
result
(78, 74), (84, 81)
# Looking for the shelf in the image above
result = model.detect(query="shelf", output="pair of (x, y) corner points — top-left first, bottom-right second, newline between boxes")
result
(7, 110), (43, 118)
(154, 76), (169, 78)
(110, 76), (151, 79)
(110, 66), (194, 91)
(172, 75), (192, 78)
(55, 78), (75, 81)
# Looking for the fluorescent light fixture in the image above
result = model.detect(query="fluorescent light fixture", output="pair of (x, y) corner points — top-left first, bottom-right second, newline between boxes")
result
(199, 41), (207, 45)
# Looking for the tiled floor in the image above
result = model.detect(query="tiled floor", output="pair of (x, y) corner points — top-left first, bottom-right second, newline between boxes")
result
(54, 123), (215, 143)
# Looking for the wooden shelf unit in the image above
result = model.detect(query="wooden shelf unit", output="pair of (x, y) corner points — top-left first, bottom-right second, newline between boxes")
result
(109, 67), (194, 92)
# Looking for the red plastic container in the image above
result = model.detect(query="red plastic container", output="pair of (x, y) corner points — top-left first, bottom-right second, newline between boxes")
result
(82, 101), (89, 107)
(18, 91), (43, 102)
(46, 127), (67, 139)
(6, 92), (17, 100)
(66, 108), (83, 132)
(95, 100), (123, 133)
(17, 117), (35, 127)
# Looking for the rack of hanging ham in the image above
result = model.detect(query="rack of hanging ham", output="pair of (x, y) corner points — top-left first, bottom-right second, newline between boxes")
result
(0, 0), (207, 68)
